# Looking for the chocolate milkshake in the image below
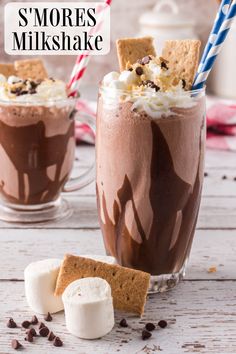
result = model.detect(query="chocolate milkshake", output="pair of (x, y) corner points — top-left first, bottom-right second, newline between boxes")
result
(0, 76), (75, 206)
(96, 38), (205, 290)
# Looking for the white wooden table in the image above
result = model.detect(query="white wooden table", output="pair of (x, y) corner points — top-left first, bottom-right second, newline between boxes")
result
(0, 145), (236, 354)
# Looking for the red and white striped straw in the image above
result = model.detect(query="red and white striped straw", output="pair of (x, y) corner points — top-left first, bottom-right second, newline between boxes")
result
(68, 0), (112, 97)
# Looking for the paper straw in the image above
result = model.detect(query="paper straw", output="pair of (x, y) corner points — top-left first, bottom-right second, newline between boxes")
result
(68, 0), (111, 97)
(193, 0), (236, 90)
(197, 0), (231, 73)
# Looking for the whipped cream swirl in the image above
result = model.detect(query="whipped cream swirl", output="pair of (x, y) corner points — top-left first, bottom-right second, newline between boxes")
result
(0, 75), (68, 104)
(102, 57), (196, 118)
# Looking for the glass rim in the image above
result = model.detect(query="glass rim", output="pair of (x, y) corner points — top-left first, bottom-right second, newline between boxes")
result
(99, 84), (206, 96)
(0, 96), (77, 106)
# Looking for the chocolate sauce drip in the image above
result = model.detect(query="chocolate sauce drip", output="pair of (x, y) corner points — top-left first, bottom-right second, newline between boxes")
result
(0, 119), (74, 205)
(97, 116), (204, 275)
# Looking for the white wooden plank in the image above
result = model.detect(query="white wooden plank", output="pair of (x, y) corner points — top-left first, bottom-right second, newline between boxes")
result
(1, 281), (236, 354)
(0, 229), (235, 281)
(0, 195), (234, 229)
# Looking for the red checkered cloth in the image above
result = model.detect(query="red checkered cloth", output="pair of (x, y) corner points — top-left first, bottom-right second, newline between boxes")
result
(207, 102), (236, 151)
(75, 99), (96, 144)
(75, 98), (236, 151)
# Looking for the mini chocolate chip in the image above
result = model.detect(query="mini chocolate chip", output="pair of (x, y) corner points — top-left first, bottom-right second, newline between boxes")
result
(204, 172), (208, 177)
(29, 88), (37, 95)
(234, 177), (236, 181)
(142, 329), (152, 340)
(21, 320), (31, 329)
(16, 90), (28, 96)
(39, 326), (49, 337)
(182, 79), (186, 89)
(128, 67), (133, 71)
(31, 315), (38, 325)
(49, 77), (55, 82)
(142, 56), (151, 65)
(25, 332), (34, 342)
(48, 331), (56, 341)
(145, 323), (156, 331)
(38, 322), (45, 329)
(161, 62), (169, 70)
(53, 337), (63, 347)
(119, 318), (128, 327)
(158, 320), (167, 328)
(135, 67), (143, 76)
(44, 312), (52, 322)
(7, 318), (17, 328)
(222, 175), (227, 180)
(11, 339), (22, 350)
(26, 328), (37, 337)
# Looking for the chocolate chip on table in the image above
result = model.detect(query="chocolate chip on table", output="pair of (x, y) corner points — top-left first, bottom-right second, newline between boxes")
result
(119, 318), (128, 327)
(135, 67), (144, 76)
(31, 315), (38, 325)
(38, 321), (45, 329)
(39, 326), (49, 337)
(11, 339), (22, 350)
(145, 323), (156, 332)
(53, 336), (63, 347)
(26, 328), (37, 337)
(21, 320), (31, 329)
(48, 331), (56, 341)
(234, 177), (236, 181)
(25, 332), (34, 342)
(7, 318), (17, 328)
(142, 329), (152, 340)
(158, 320), (167, 328)
(222, 175), (227, 180)
(44, 312), (52, 322)
(204, 172), (208, 177)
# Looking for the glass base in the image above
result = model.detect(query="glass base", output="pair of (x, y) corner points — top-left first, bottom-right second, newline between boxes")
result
(148, 259), (188, 293)
(0, 197), (72, 224)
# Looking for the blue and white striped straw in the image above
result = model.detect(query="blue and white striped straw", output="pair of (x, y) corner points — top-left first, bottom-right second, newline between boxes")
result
(193, 0), (236, 90)
(197, 0), (231, 74)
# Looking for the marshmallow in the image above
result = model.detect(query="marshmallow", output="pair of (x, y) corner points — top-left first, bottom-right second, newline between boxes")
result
(24, 259), (63, 314)
(103, 71), (120, 86)
(80, 254), (117, 265)
(62, 278), (114, 339)
(119, 70), (137, 86)
(0, 74), (6, 83)
(7, 76), (22, 85)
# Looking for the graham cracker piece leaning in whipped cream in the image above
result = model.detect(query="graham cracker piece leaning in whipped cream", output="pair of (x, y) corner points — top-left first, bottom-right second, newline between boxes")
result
(14, 59), (48, 80)
(55, 254), (150, 315)
(162, 40), (201, 90)
(116, 36), (156, 72)
(0, 63), (16, 78)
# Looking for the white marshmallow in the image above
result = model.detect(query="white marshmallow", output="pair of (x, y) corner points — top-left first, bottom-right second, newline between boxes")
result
(24, 259), (63, 314)
(109, 80), (126, 90)
(0, 74), (6, 83)
(79, 254), (117, 265)
(119, 70), (137, 86)
(7, 76), (22, 85)
(62, 278), (114, 339)
(103, 71), (120, 86)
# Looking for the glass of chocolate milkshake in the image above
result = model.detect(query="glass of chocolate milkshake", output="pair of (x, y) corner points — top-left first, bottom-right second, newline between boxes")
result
(0, 76), (95, 223)
(96, 42), (206, 292)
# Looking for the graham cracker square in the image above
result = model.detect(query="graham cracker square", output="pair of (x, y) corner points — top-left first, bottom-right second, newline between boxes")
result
(55, 254), (150, 316)
(14, 59), (48, 80)
(116, 36), (156, 71)
(162, 40), (201, 90)
(0, 63), (16, 78)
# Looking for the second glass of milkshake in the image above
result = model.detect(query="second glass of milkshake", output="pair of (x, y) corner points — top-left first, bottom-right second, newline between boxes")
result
(96, 38), (206, 291)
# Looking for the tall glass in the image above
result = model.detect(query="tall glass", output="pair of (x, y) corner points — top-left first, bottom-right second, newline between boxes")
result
(96, 86), (206, 292)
